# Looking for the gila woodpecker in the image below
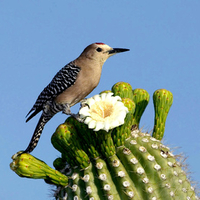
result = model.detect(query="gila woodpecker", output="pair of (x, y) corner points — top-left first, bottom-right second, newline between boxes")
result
(24, 43), (129, 153)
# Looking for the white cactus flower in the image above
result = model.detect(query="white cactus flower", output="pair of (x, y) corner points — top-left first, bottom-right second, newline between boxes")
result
(79, 93), (129, 132)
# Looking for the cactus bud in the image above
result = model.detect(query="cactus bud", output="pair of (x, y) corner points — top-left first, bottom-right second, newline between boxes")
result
(10, 152), (68, 186)
(112, 82), (133, 99)
(132, 88), (150, 128)
(152, 89), (173, 140)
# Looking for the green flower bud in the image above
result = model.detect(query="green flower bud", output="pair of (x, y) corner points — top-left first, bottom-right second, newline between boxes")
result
(152, 89), (173, 140)
(10, 152), (68, 186)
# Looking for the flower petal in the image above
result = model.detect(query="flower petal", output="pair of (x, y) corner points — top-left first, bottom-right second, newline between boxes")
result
(87, 98), (96, 106)
(93, 95), (101, 102)
(88, 120), (96, 129)
(84, 117), (92, 124)
(104, 121), (111, 132)
(94, 122), (104, 131)
(100, 93), (107, 100)
(79, 106), (90, 116)
(80, 92), (129, 132)
(105, 92), (114, 99)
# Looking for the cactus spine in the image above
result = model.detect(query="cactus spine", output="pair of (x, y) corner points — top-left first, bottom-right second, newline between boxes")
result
(10, 82), (199, 200)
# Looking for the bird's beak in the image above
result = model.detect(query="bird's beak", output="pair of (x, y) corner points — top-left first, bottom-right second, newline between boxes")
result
(108, 48), (130, 55)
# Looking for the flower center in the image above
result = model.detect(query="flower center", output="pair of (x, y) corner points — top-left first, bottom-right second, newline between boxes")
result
(90, 101), (114, 121)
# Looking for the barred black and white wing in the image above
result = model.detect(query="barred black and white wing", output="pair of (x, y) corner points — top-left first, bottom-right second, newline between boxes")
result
(26, 62), (81, 122)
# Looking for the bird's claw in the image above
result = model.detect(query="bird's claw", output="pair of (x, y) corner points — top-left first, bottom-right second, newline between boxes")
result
(70, 113), (84, 123)
(80, 99), (89, 108)
(62, 103), (85, 122)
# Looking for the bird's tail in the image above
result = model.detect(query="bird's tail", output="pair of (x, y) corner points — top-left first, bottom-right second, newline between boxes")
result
(24, 114), (52, 153)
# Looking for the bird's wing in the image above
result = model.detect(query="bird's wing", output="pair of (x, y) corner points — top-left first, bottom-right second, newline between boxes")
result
(26, 62), (81, 122)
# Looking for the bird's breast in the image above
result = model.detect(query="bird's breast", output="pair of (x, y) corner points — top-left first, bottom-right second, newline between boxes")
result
(55, 67), (102, 106)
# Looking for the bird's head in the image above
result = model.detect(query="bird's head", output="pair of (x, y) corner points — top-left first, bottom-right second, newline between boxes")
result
(80, 43), (130, 63)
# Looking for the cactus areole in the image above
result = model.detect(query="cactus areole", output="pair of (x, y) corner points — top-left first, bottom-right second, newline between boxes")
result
(11, 82), (199, 200)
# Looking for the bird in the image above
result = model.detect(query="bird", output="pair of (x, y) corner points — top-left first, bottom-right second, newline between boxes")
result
(24, 42), (129, 153)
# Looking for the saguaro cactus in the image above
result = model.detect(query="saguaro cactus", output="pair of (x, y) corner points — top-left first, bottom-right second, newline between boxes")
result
(10, 82), (199, 200)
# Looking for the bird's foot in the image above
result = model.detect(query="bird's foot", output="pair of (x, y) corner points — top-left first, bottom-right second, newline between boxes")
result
(62, 104), (84, 122)
(13, 150), (27, 158)
(70, 113), (84, 123)
(80, 98), (89, 108)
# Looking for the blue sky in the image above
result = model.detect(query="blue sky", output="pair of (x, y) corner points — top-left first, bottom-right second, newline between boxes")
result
(1, 1), (200, 199)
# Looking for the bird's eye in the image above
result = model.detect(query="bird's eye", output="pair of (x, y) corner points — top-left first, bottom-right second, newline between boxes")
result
(96, 47), (102, 52)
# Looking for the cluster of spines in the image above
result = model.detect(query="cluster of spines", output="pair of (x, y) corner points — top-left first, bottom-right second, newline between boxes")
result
(10, 81), (199, 200)
(126, 130), (198, 199)
(51, 82), (180, 200)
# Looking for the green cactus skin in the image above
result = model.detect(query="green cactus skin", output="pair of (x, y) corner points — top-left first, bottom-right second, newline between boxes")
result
(94, 158), (120, 200)
(51, 127), (198, 199)
(116, 145), (159, 200)
(10, 152), (68, 187)
(55, 176), (73, 200)
(51, 122), (90, 169)
(98, 130), (116, 158)
(70, 169), (86, 200)
(152, 89), (173, 140)
(66, 117), (101, 159)
(51, 122), (79, 167)
(82, 162), (102, 200)
(112, 84), (149, 129)
(126, 130), (197, 199)
(10, 82), (199, 200)
(107, 154), (141, 199)
(132, 89), (150, 128)
(112, 82), (134, 99)
(53, 157), (68, 171)
(55, 168), (85, 200)
(99, 90), (112, 95)
(112, 98), (136, 147)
